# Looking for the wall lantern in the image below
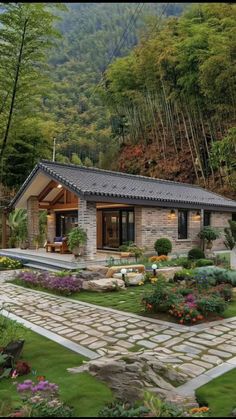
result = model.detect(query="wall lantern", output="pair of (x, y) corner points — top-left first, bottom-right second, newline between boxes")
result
(169, 209), (176, 219)
(120, 268), (127, 281)
(152, 263), (157, 277)
(195, 210), (201, 220)
(57, 184), (62, 189)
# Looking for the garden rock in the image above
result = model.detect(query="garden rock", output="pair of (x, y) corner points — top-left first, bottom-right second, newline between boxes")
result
(86, 265), (109, 276)
(77, 270), (104, 281)
(113, 272), (144, 285)
(157, 267), (182, 280)
(106, 265), (145, 278)
(68, 352), (191, 404)
(82, 278), (125, 292)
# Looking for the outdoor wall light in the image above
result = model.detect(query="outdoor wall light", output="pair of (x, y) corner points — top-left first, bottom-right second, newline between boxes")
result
(169, 209), (176, 219)
(120, 268), (127, 281)
(152, 263), (157, 277)
(195, 210), (201, 220)
(57, 184), (62, 188)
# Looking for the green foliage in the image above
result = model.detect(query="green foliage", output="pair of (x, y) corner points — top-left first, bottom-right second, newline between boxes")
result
(195, 259), (214, 267)
(224, 220), (236, 250)
(98, 401), (149, 417)
(154, 238), (172, 255)
(7, 209), (27, 248)
(67, 227), (87, 252)
(173, 269), (194, 282)
(194, 266), (236, 286)
(188, 247), (205, 260)
(0, 314), (26, 348)
(198, 227), (220, 243)
(142, 278), (184, 312)
(197, 295), (226, 316)
(143, 391), (184, 417)
(0, 257), (22, 270)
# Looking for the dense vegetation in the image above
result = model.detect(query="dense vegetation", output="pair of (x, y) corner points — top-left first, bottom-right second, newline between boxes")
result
(0, 2), (235, 202)
(102, 3), (236, 197)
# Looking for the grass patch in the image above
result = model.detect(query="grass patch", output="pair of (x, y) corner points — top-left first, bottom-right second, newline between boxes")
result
(196, 368), (236, 417)
(128, 344), (143, 352)
(0, 325), (113, 417)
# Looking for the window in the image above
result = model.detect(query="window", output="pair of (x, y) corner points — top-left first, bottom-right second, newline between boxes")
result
(204, 211), (211, 226)
(178, 210), (188, 239)
(232, 213), (236, 222)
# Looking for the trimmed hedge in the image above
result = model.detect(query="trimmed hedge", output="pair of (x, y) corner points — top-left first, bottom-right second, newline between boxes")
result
(188, 247), (205, 260)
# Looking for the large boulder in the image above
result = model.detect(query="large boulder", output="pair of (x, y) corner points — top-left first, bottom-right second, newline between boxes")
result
(67, 352), (192, 405)
(82, 277), (125, 292)
(77, 270), (104, 281)
(86, 265), (109, 276)
(113, 272), (144, 285)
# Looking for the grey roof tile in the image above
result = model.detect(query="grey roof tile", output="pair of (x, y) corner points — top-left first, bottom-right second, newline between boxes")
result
(9, 160), (236, 211)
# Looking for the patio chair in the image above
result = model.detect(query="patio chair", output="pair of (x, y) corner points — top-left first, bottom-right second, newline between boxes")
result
(45, 236), (69, 254)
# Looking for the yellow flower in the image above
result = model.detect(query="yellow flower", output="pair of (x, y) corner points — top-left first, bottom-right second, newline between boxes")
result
(138, 281), (144, 286)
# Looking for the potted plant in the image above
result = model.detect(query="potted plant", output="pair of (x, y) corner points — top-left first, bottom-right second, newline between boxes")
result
(224, 220), (236, 269)
(67, 226), (87, 257)
(198, 226), (220, 250)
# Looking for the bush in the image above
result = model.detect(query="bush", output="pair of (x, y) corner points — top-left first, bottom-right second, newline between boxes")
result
(197, 294), (226, 316)
(154, 238), (172, 256)
(194, 266), (236, 286)
(149, 255), (169, 263)
(188, 248), (205, 260)
(142, 278), (184, 312)
(173, 269), (194, 282)
(213, 284), (233, 302)
(98, 401), (149, 417)
(0, 257), (23, 270)
(195, 259), (214, 267)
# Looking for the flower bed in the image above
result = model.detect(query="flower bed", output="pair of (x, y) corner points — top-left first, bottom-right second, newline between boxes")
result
(0, 256), (23, 270)
(15, 271), (83, 296)
(142, 275), (232, 325)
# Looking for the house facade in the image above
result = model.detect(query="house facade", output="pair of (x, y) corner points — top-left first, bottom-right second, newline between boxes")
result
(4, 160), (236, 258)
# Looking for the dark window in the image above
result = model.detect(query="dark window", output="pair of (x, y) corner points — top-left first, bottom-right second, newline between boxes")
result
(232, 213), (236, 222)
(178, 210), (188, 239)
(100, 208), (134, 249)
(204, 211), (211, 226)
(56, 211), (78, 237)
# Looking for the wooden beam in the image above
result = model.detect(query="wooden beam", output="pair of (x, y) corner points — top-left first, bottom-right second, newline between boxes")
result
(37, 180), (57, 202)
(51, 189), (64, 206)
(50, 203), (78, 210)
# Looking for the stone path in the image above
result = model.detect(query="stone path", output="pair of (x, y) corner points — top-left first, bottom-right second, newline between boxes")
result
(1, 282), (236, 391)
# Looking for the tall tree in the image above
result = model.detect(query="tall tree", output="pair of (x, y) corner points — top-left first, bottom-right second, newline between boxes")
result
(0, 2), (63, 175)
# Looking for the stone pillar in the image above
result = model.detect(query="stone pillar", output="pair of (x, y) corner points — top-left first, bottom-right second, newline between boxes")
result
(27, 196), (39, 249)
(47, 210), (56, 242)
(78, 197), (97, 259)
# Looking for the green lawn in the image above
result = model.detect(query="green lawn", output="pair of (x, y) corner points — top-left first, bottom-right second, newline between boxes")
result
(196, 368), (236, 417)
(0, 326), (113, 417)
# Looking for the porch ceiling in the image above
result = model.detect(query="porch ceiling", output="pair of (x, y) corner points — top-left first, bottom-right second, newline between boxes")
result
(15, 172), (53, 209)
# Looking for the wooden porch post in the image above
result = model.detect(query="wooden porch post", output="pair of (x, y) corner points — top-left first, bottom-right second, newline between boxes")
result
(2, 208), (8, 249)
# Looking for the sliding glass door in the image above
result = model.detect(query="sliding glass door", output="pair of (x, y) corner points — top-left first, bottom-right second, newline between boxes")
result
(101, 208), (134, 249)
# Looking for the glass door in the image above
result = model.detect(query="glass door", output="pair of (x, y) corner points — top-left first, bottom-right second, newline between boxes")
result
(56, 211), (78, 237)
(102, 211), (120, 249)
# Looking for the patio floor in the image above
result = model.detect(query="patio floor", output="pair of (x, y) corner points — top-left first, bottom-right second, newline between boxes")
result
(0, 248), (135, 270)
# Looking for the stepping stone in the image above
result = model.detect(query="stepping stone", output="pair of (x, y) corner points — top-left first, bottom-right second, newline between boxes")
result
(137, 340), (157, 349)
(115, 333), (129, 339)
(192, 360), (213, 369)
(163, 337), (184, 348)
(174, 344), (201, 355)
(208, 349), (232, 358)
(216, 344), (236, 353)
(179, 363), (205, 377)
(150, 334), (171, 343)
(213, 325), (231, 332)
(88, 340), (107, 349)
(201, 355), (222, 365)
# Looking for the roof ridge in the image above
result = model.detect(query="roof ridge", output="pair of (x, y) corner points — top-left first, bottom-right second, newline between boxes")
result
(40, 160), (207, 191)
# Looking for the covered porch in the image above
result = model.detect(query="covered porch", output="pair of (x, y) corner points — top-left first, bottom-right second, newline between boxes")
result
(2, 168), (137, 261)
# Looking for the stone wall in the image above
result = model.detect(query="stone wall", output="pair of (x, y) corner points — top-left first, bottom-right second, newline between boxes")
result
(27, 196), (39, 249)
(78, 197), (97, 259)
(47, 210), (56, 242)
(134, 206), (231, 255)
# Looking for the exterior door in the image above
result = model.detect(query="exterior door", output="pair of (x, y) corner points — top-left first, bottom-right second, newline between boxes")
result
(56, 211), (78, 237)
(102, 211), (120, 249)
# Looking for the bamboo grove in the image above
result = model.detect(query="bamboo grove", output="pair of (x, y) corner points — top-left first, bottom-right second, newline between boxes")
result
(102, 3), (236, 195)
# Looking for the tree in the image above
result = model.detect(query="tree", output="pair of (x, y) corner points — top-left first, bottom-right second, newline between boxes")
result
(0, 2), (64, 176)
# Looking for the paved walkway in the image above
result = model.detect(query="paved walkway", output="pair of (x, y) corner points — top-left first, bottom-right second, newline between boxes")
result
(1, 281), (236, 393)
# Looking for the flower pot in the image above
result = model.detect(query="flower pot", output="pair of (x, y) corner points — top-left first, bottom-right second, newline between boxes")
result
(206, 240), (213, 250)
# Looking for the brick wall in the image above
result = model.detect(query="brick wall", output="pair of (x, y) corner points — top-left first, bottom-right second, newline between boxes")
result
(27, 196), (39, 249)
(78, 197), (97, 259)
(134, 206), (230, 255)
(211, 211), (232, 251)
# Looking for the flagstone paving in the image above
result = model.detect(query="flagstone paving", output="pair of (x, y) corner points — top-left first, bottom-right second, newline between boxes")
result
(1, 282), (236, 383)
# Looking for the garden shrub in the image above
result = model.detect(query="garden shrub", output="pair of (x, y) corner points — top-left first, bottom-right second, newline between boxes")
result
(149, 255), (169, 263)
(173, 269), (194, 282)
(142, 279), (184, 312)
(154, 238), (172, 256)
(212, 284), (233, 302)
(197, 294), (226, 316)
(195, 259), (214, 267)
(194, 266), (236, 286)
(188, 247), (205, 260)
(15, 271), (83, 296)
(98, 401), (149, 417)
(0, 257), (22, 270)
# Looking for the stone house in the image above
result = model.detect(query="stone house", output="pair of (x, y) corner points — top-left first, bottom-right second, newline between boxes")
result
(3, 160), (236, 258)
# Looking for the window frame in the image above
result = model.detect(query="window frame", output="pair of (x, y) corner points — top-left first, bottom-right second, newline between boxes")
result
(178, 209), (188, 240)
(203, 211), (211, 227)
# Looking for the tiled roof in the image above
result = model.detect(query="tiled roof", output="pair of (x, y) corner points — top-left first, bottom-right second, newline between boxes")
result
(10, 160), (236, 211)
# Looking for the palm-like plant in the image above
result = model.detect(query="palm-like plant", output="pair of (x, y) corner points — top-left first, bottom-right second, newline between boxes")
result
(7, 209), (27, 248)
